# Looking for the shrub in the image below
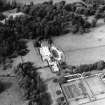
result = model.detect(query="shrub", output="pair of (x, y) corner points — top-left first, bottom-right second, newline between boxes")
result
(0, 0), (17, 12)
(91, 18), (97, 27)
(53, 78), (58, 83)
(15, 62), (52, 105)
(82, 0), (105, 5)
(0, 13), (5, 20)
(76, 64), (89, 73)
(60, 62), (68, 69)
(87, 64), (94, 71)
(56, 97), (62, 104)
(38, 92), (52, 105)
(58, 77), (67, 84)
(51, 50), (59, 58)
(72, 60), (105, 74)
(96, 60), (105, 70)
(0, 81), (4, 93)
(60, 97), (65, 101)
(56, 90), (62, 95)
(71, 24), (79, 33)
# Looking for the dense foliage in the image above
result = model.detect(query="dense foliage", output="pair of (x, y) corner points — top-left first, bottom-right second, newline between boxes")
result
(19, 1), (92, 34)
(0, 0), (17, 12)
(0, 25), (29, 63)
(82, 0), (105, 19)
(0, 80), (4, 93)
(61, 60), (105, 74)
(74, 60), (105, 73)
(82, 0), (105, 5)
(0, 0), (94, 64)
(0, 1), (105, 67)
(15, 62), (52, 105)
(1, 0), (105, 104)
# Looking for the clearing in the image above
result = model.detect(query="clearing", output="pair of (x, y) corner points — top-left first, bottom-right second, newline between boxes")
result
(53, 21), (105, 65)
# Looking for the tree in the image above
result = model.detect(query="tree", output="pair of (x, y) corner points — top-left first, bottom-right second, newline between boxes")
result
(60, 62), (68, 69)
(37, 92), (52, 105)
(0, 80), (4, 93)
(0, 13), (5, 20)
(16, 40), (29, 56)
(53, 78), (58, 83)
(58, 77), (67, 84)
(64, 4), (72, 11)
(71, 24), (79, 33)
(91, 18), (97, 27)
(15, 62), (52, 105)
(79, 26), (85, 34)
(56, 90), (62, 95)
(96, 60), (105, 70)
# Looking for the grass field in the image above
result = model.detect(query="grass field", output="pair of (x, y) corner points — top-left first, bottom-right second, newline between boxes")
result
(53, 21), (105, 65)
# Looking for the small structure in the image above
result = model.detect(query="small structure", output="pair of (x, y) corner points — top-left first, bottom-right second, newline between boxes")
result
(48, 59), (59, 72)
(39, 46), (52, 61)
(39, 44), (64, 73)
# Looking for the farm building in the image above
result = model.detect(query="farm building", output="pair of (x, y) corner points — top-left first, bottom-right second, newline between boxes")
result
(39, 45), (61, 72)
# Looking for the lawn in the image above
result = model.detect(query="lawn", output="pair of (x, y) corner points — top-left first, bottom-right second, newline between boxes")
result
(53, 23), (105, 65)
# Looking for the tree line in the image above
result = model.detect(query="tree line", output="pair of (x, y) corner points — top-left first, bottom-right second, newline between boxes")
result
(15, 62), (52, 105)
(1, 0), (105, 63)
(60, 60), (105, 74)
